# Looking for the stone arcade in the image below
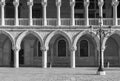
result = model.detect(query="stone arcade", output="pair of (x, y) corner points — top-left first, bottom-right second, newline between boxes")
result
(0, 0), (120, 69)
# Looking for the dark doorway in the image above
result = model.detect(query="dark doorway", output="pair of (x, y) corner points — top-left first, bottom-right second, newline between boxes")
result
(19, 49), (24, 65)
(10, 49), (14, 67)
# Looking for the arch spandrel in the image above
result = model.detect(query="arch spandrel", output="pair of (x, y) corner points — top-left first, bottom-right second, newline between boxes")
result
(16, 30), (44, 49)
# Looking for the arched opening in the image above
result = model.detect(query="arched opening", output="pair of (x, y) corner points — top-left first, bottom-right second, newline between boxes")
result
(58, 39), (66, 57)
(47, 0), (57, 18)
(48, 34), (70, 67)
(104, 34), (120, 67)
(33, 0), (42, 18)
(80, 40), (88, 57)
(0, 34), (13, 67)
(5, 0), (14, 18)
(19, 0), (28, 18)
(117, 0), (120, 18)
(104, 0), (113, 18)
(75, 0), (84, 18)
(19, 34), (42, 67)
(76, 34), (97, 67)
(61, 0), (70, 18)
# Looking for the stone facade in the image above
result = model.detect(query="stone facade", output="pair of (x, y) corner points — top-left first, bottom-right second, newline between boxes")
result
(0, 0), (119, 68)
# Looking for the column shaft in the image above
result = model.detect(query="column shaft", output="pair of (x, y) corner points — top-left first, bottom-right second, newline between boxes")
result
(84, 0), (89, 26)
(57, 6), (61, 26)
(71, 50), (76, 68)
(112, 0), (119, 26)
(14, 49), (19, 68)
(42, 50), (47, 68)
(29, 5), (33, 26)
(98, 0), (104, 25)
(27, 2), (33, 26)
(13, 1), (19, 26)
(0, 2), (5, 26)
(101, 49), (104, 68)
(56, 0), (61, 26)
(70, 1), (75, 26)
(42, 2), (47, 26)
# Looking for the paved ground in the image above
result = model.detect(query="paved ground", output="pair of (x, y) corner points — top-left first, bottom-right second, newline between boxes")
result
(0, 67), (120, 81)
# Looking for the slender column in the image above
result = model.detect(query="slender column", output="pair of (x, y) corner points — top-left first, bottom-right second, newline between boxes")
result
(84, 0), (89, 26)
(101, 48), (105, 68)
(13, 1), (19, 26)
(70, 0), (75, 26)
(98, 0), (104, 25)
(0, 1), (5, 26)
(27, 1), (33, 26)
(13, 47), (20, 68)
(70, 47), (76, 68)
(112, 0), (119, 26)
(41, 47), (48, 68)
(42, 0), (47, 26)
(56, 0), (61, 26)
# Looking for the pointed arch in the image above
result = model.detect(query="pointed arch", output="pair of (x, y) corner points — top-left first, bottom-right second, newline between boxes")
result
(102, 30), (120, 49)
(16, 31), (43, 49)
(45, 30), (72, 49)
(0, 30), (14, 48)
(73, 30), (99, 50)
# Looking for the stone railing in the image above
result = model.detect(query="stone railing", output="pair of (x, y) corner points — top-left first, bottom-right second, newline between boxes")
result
(1, 18), (119, 27)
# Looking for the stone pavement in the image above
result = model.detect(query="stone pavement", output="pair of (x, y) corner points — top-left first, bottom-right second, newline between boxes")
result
(0, 67), (120, 81)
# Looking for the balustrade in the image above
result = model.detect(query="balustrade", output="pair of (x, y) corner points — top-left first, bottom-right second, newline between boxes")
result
(0, 18), (119, 27)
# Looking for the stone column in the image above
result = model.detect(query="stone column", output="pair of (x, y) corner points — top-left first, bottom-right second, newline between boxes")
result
(0, 1), (5, 26)
(98, 0), (104, 25)
(13, 47), (20, 68)
(101, 48), (105, 68)
(84, 0), (89, 26)
(27, 0), (33, 26)
(112, 0), (119, 26)
(70, 0), (75, 26)
(70, 47), (76, 68)
(42, 0), (47, 26)
(41, 47), (48, 68)
(56, 0), (61, 26)
(13, 1), (19, 26)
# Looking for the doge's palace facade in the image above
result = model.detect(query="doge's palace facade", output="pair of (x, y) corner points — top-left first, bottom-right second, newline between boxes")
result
(0, 0), (120, 68)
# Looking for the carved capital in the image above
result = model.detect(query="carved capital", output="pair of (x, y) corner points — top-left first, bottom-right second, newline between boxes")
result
(70, 46), (77, 52)
(98, 0), (104, 7)
(12, 46), (20, 52)
(42, 2), (47, 6)
(41, 46), (49, 51)
(27, 2), (33, 6)
(0, 2), (5, 6)
(84, 0), (89, 7)
(70, 1), (75, 7)
(13, 1), (19, 6)
(56, 0), (61, 6)
(112, 0), (119, 7)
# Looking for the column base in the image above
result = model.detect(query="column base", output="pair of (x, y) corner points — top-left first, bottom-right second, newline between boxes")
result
(97, 71), (106, 75)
